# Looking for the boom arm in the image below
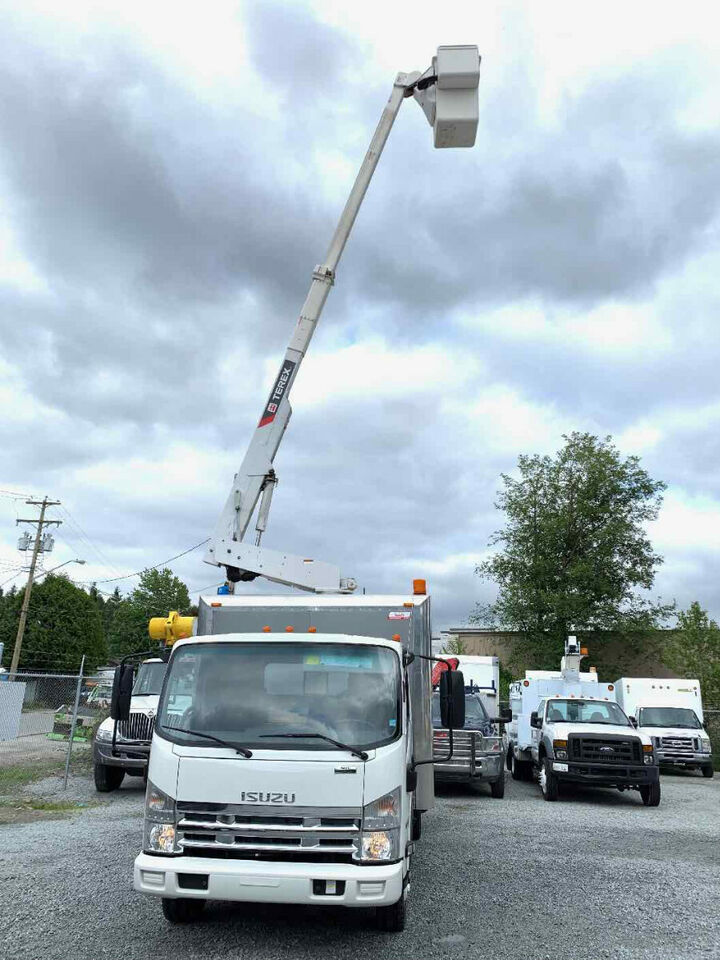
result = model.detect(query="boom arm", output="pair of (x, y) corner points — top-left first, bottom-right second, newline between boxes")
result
(205, 48), (480, 593)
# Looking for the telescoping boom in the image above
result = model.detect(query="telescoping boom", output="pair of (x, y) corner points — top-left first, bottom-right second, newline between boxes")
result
(204, 46), (481, 594)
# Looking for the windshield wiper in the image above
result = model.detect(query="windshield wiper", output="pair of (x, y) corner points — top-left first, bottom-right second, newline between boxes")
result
(163, 725), (252, 758)
(261, 733), (369, 761)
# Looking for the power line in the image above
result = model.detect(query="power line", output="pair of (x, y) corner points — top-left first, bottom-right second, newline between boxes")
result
(58, 506), (124, 578)
(78, 538), (210, 585)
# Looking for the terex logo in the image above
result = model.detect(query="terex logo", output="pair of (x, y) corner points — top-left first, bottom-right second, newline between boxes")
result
(241, 791), (296, 804)
(258, 359), (298, 427)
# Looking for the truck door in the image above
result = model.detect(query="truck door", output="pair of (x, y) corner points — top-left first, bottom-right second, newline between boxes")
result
(531, 700), (545, 761)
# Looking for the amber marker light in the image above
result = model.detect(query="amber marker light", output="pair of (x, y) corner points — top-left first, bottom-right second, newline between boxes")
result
(262, 626), (271, 632)
(285, 626), (294, 632)
(391, 634), (401, 642)
(308, 626), (317, 633)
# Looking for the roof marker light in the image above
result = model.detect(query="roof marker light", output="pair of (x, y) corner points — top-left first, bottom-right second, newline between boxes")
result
(262, 626), (271, 632)
(211, 602), (222, 608)
(391, 634), (402, 642)
(285, 626), (294, 632)
(308, 626), (317, 633)
(523, 680), (529, 687)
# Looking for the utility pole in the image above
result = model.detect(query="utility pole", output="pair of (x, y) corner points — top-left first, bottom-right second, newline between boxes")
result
(9, 497), (62, 678)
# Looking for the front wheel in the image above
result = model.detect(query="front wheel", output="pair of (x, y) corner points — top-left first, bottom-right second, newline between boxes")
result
(538, 758), (559, 801)
(94, 762), (124, 793)
(376, 891), (406, 933)
(161, 898), (206, 924)
(639, 781), (661, 807)
(490, 775), (505, 799)
(701, 764), (714, 779)
(510, 752), (530, 781)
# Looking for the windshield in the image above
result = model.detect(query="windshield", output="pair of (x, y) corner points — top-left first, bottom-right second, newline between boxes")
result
(546, 699), (631, 726)
(133, 661), (167, 696)
(638, 707), (702, 729)
(156, 642), (400, 751)
(432, 693), (490, 730)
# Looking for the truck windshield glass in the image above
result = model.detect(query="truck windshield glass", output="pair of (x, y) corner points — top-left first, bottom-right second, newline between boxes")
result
(133, 662), (166, 696)
(156, 642), (400, 751)
(638, 707), (702, 729)
(546, 700), (630, 726)
(432, 693), (489, 730)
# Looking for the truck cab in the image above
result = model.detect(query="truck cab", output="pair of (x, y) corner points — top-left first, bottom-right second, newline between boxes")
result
(432, 691), (506, 797)
(531, 696), (660, 805)
(614, 678), (713, 778)
(128, 591), (463, 933)
(94, 658), (167, 791)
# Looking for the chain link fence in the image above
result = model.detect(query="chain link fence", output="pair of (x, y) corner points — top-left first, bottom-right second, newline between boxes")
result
(0, 667), (111, 783)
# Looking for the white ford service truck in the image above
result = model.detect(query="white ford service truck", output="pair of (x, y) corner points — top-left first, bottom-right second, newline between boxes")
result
(614, 677), (713, 778)
(507, 638), (660, 805)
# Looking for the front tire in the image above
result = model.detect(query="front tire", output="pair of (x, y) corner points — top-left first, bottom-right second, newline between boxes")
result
(538, 758), (559, 801)
(701, 764), (714, 779)
(161, 898), (206, 924)
(490, 775), (506, 799)
(640, 780), (661, 806)
(94, 762), (124, 793)
(510, 752), (530, 781)
(376, 891), (406, 933)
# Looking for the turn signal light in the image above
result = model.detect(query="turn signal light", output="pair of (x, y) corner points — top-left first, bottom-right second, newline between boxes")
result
(642, 744), (653, 753)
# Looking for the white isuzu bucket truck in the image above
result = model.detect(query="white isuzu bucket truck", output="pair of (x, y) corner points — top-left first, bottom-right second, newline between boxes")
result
(614, 677), (713, 778)
(111, 45), (482, 933)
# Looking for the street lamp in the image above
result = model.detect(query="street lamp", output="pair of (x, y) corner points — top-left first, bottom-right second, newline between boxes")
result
(33, 558), (86, 582)
(9, 558), (87, 677)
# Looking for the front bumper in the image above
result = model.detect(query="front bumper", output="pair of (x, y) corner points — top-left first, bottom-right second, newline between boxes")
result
(657, 751), (711, 767)
(434, 752), (504, 783)
(551, 760), (659, 787)
(134, 853), (404, 907)
(94, 739), (150, 771)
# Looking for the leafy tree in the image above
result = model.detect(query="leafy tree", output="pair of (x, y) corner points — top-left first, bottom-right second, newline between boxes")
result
(665, 602), (720, 703)
(107, 568), (191, 659)
(441, 636), (468, 655)
(0, 574), (106, 672)
(474, 432), (673, 668)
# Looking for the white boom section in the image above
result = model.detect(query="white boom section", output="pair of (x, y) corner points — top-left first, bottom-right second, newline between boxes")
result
(205, 48), (480, 593)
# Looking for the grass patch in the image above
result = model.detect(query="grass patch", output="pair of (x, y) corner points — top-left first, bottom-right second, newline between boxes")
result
(0, 797), (91, 812)
(0, 754), (92, 792)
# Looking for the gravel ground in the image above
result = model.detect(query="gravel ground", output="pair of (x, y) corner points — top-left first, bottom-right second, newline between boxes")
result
(1, 771), (717, 960)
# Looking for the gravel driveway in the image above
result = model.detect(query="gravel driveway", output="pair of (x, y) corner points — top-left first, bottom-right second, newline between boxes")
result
(1, 771), (717, 960)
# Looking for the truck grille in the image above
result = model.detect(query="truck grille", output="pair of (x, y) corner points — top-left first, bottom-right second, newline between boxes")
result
(175, 803), (362, 864)
(657, 736), (698, 758)
(433, 730), (501, 773)
(569, 734), (641, 764)
(116, 713), (154, 742)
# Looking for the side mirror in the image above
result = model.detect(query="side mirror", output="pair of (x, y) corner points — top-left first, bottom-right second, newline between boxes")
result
(110, 664), (133, 721)
(530, 711), (541, 729)
(501, 706), (513, 723)
(439, 669), (465, 729)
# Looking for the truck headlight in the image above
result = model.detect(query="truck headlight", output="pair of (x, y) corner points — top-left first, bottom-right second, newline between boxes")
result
(700, 739), (711, 754)
(143, 821), (179, 854)
(553, 739), (568, 760)
(354, 787), (401, 863)
(95, 724), (114, 742)
(143, 781), (179, 854)
(642, 745), (655, 765)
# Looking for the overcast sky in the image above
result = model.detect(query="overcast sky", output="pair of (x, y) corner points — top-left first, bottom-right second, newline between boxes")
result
(1, 0), (719, 632)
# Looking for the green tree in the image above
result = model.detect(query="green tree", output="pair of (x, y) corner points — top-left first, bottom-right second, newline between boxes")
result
(665, 602), (720, 703)
(441, 636), (468, 655)
(107, 568), (191, 659)
(0, 574), (106, 672)
(474, 432), (673, 668)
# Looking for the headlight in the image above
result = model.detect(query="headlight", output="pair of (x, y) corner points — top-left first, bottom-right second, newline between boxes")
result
(554, 749), (568, 760)
(143, 821), (179, 854)
(700, 739), (712, 754)
(95, 724), (114, 742)
(145, 781), (176, 822)
(553, 739), (568, 760)
(642, 746), (655, 765)
(354, 787), (401, 863)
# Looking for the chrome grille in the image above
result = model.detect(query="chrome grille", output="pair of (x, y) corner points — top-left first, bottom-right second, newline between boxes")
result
(433, 730), (502, 773)
(659, 736), (697, 757)
(175, 803), (361, 863)
(116, 712), (155, 742)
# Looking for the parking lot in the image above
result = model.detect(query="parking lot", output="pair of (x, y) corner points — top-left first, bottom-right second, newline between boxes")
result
(1, 769), (717, 960)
